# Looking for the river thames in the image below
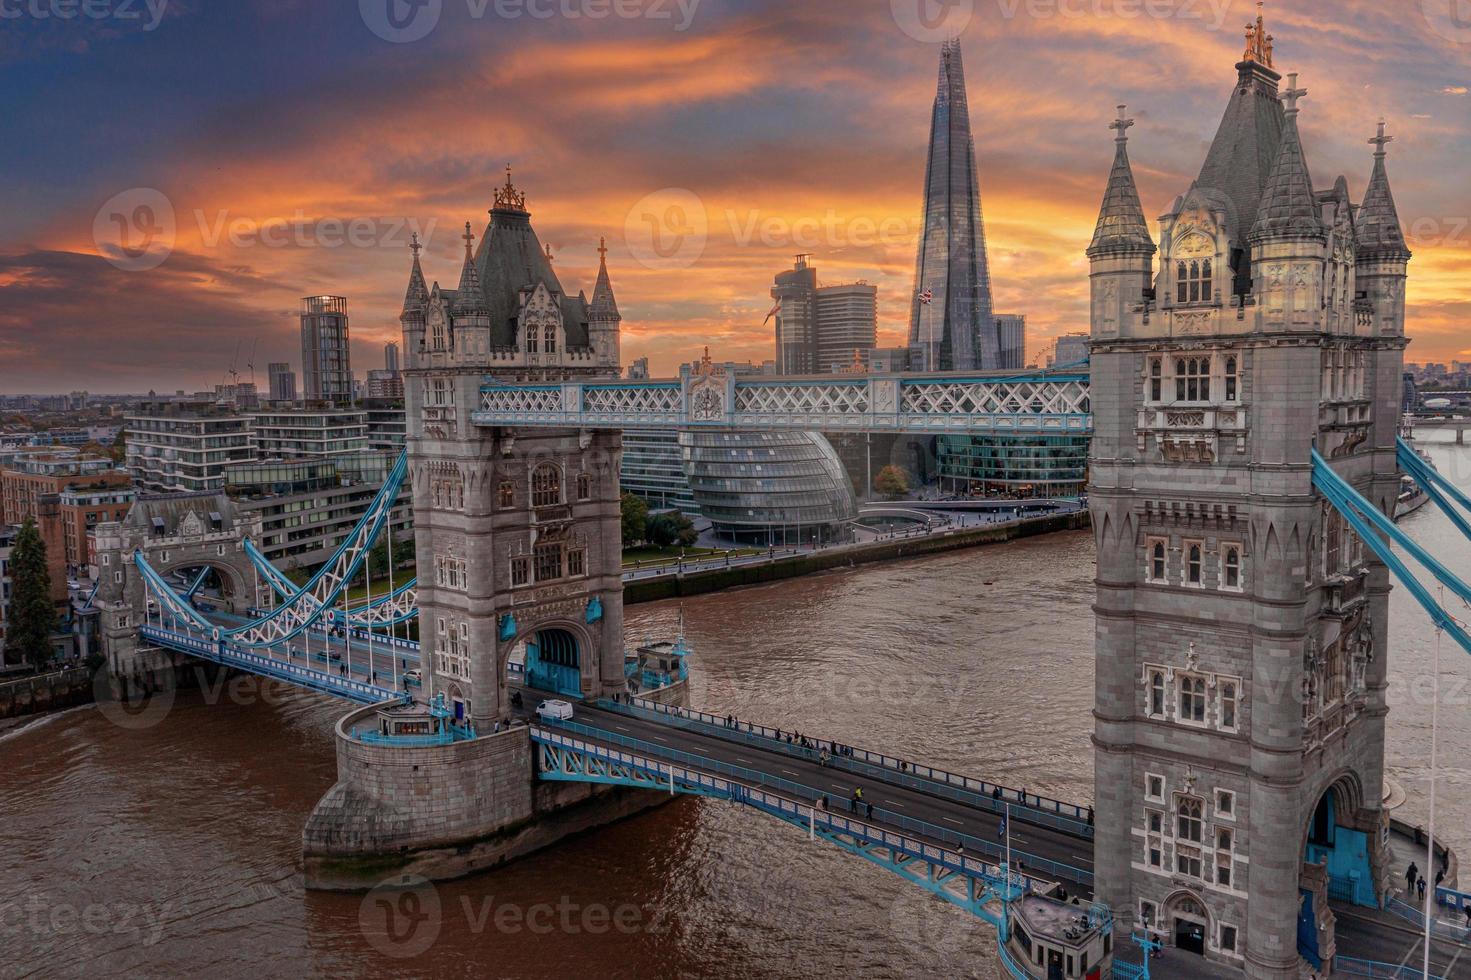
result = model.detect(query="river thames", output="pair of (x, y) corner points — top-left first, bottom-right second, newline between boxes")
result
(4, 437), (1470, 978)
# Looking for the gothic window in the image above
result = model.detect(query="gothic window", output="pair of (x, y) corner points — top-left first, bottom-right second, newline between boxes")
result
(1223, 545), (1242, 590)
(1146, 774), (1164, 801)
(576, 473), (591, 501)
(1176, 797), (1204, 843)
(534, 543), (562, 582)
(1186, 543), (1203, 585)
(1148, 669), (1166, 717)
(498, 481), (515, 509)
(527, 326), (538, 354)
(510, 556), (529, 587)
(1179, 674), (1207, 723)
(531, 463), (562, 507)
(1325, 510), (1343, 576)
(1200, 259), (1212, 301)
(1217, 828), (1233, 852)
(1216, 791), (1235, 819)
(1175, 357), (1211, 402)
(1148, 810), (1163, 834)
(1219, 681), (1238, 730)
(430, 313), (446, 350)
(1141, 535), (1165, 579)
(567, 548), (586, 577)
(1149, 358), (1163, 401)
(1224, 356), (1238, 401)
(1149, 842), (1162, 868)
(1220, 925), (1238, 954)
(544, 324), (557, 354)
(1216, 854), (1233, 888)
(1176, 262), (1189, 304)
(1177, 849), (1203, 879)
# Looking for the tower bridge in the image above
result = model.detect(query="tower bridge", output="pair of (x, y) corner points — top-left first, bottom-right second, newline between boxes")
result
(87, 16), (1471, 978)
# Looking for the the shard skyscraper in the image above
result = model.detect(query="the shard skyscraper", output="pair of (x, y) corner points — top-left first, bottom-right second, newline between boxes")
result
(907, 39), (996, 371)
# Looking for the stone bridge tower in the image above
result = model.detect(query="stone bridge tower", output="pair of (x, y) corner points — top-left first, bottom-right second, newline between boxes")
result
(1088, 17), (1409, 977)
(400, 171), (625, 730)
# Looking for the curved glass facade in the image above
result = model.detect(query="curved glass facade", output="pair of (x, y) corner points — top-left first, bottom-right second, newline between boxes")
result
(935, 434), (1088, 497)
(679, 430), (857, 544)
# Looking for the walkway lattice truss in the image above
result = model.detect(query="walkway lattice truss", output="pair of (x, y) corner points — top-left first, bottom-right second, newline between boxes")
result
(473, 371), (1092, 434)
(246, 538), (419, 628)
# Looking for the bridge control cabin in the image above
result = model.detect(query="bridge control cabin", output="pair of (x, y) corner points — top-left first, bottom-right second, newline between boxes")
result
(1005, 894), (1113, 979)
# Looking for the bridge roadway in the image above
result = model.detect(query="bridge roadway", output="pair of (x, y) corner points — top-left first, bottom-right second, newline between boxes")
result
(547, 700), (1098, 894)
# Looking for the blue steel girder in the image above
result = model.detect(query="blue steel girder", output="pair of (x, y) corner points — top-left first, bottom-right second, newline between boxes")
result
(473, 371), (1091, 435)
(532, 728), (1026, 929)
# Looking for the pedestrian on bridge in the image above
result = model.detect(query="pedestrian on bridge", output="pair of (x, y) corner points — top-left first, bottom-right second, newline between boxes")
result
(865, 801), (873, 819)
(1407, 861), (1420, 894)
(1463, 904), (1470, 929)
(1419, 877), (1428, 902)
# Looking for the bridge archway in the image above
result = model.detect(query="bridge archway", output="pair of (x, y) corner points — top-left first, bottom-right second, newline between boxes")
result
(1161, 888), (1212, 957)
(500, 620), (595, 702)
(1301, 771), (1376, 908)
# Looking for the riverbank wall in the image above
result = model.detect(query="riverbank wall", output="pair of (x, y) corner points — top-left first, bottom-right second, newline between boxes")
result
(0, 666), (94, 721)
(626, 510), (1091, 604)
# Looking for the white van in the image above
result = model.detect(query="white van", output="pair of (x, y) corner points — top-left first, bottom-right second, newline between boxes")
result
(535, 699), (574, 722)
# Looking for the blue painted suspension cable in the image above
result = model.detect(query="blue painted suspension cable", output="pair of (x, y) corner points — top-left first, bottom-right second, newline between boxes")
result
(1311, 449), (1471, 608)
(1397, 437), (1471, 542)
(1311, 450), (1471, 655)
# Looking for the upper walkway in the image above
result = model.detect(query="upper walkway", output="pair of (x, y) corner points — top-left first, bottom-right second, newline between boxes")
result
(472, 368), (1091, 435)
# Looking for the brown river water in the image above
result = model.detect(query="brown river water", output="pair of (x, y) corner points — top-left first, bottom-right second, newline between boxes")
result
(4, 437), (1471, 979)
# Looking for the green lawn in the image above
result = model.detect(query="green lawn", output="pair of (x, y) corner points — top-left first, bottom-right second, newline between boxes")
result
(621, 545), (762, 567)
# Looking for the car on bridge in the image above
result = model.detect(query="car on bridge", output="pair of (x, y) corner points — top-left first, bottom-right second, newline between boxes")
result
(536, 699), (574, 722)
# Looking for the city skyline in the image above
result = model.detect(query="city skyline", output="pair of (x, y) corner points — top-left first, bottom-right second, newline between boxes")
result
(2, 1), (1469, 393)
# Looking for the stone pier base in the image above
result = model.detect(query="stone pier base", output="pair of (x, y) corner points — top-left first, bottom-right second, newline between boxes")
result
(303, 683), (688, 892)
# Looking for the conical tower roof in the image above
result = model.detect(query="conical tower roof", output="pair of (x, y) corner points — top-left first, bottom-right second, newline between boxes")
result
(454, 222), (489, 314)
(1250, 74), (1322, 242)
(1088, 107), (1156, 257)
(589, 237), (620, 319)
(402, 234), (428, 314)
(1358, 121), (1411, 258)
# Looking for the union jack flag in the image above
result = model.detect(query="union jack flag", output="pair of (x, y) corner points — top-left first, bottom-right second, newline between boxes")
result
(762, 300), (782, 325)
(918, 288), (934, 305)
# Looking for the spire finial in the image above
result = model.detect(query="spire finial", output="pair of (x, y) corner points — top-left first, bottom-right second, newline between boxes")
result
(409, 232), (422, 258)
(545, 243), (554, 263)
(1243, 0), (1274, 67)
(1111, 104), (1134, 143)
(597, 236), (608, 262)
(462, 221), (475, 258)
(1370, 118), (1394, 158)
(1282, 72), (1307, 115)
(493, 163), (527, 211)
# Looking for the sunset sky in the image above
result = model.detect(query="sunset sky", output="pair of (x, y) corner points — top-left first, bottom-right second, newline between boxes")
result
(1, 0), (1468, 393)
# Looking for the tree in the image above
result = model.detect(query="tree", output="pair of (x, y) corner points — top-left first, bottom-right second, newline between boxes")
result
(646, 512), (698, 548)
(620, 493), (648, 548)
(6, 519), (56, 670)
(874, 465), (911, 500)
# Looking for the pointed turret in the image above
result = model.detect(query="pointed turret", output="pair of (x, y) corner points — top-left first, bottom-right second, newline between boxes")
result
(454, 222), (488, 314)
(587, 237), (622, 371)
(1088, 106), (1156, 258)
(402, 233), (429, 313)
(1250, 74), (1323, 242)
(1088, 106), (1157, 342)
(589, 237), (621, 319)
(1358, 120), (1411, 260)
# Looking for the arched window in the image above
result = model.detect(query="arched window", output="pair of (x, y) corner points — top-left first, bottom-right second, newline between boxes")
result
(1177, 797), (1204, 842)
(1179, 675), (1207, 722)
(1201, 259), (1212, 301)
(531, 463), (562, 508)
(1187, 544), (1203, 584)
(1151, 541), (1166, 581)
(1223, 546), (1241, 588)
(544, 324), (557, 354)
(1175, 358), (1188, 401)
(527, 324), (538, 354)
(1224, 356), (1238, 401)
(1220, 681), (1238, 730)
(1149, 358), (1163, 401)
(1149, 669), (1166, 716)
(1176, 262), (1189, 304)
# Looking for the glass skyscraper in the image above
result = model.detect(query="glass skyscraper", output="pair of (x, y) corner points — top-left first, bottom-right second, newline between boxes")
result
(907, 39), (996, 372)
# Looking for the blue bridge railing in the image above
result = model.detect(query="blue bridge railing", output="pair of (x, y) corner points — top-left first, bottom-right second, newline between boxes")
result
(1334, 954), (1446, 979)
(540, 715), (1093, 887)
(609, 695), (1095, 837)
